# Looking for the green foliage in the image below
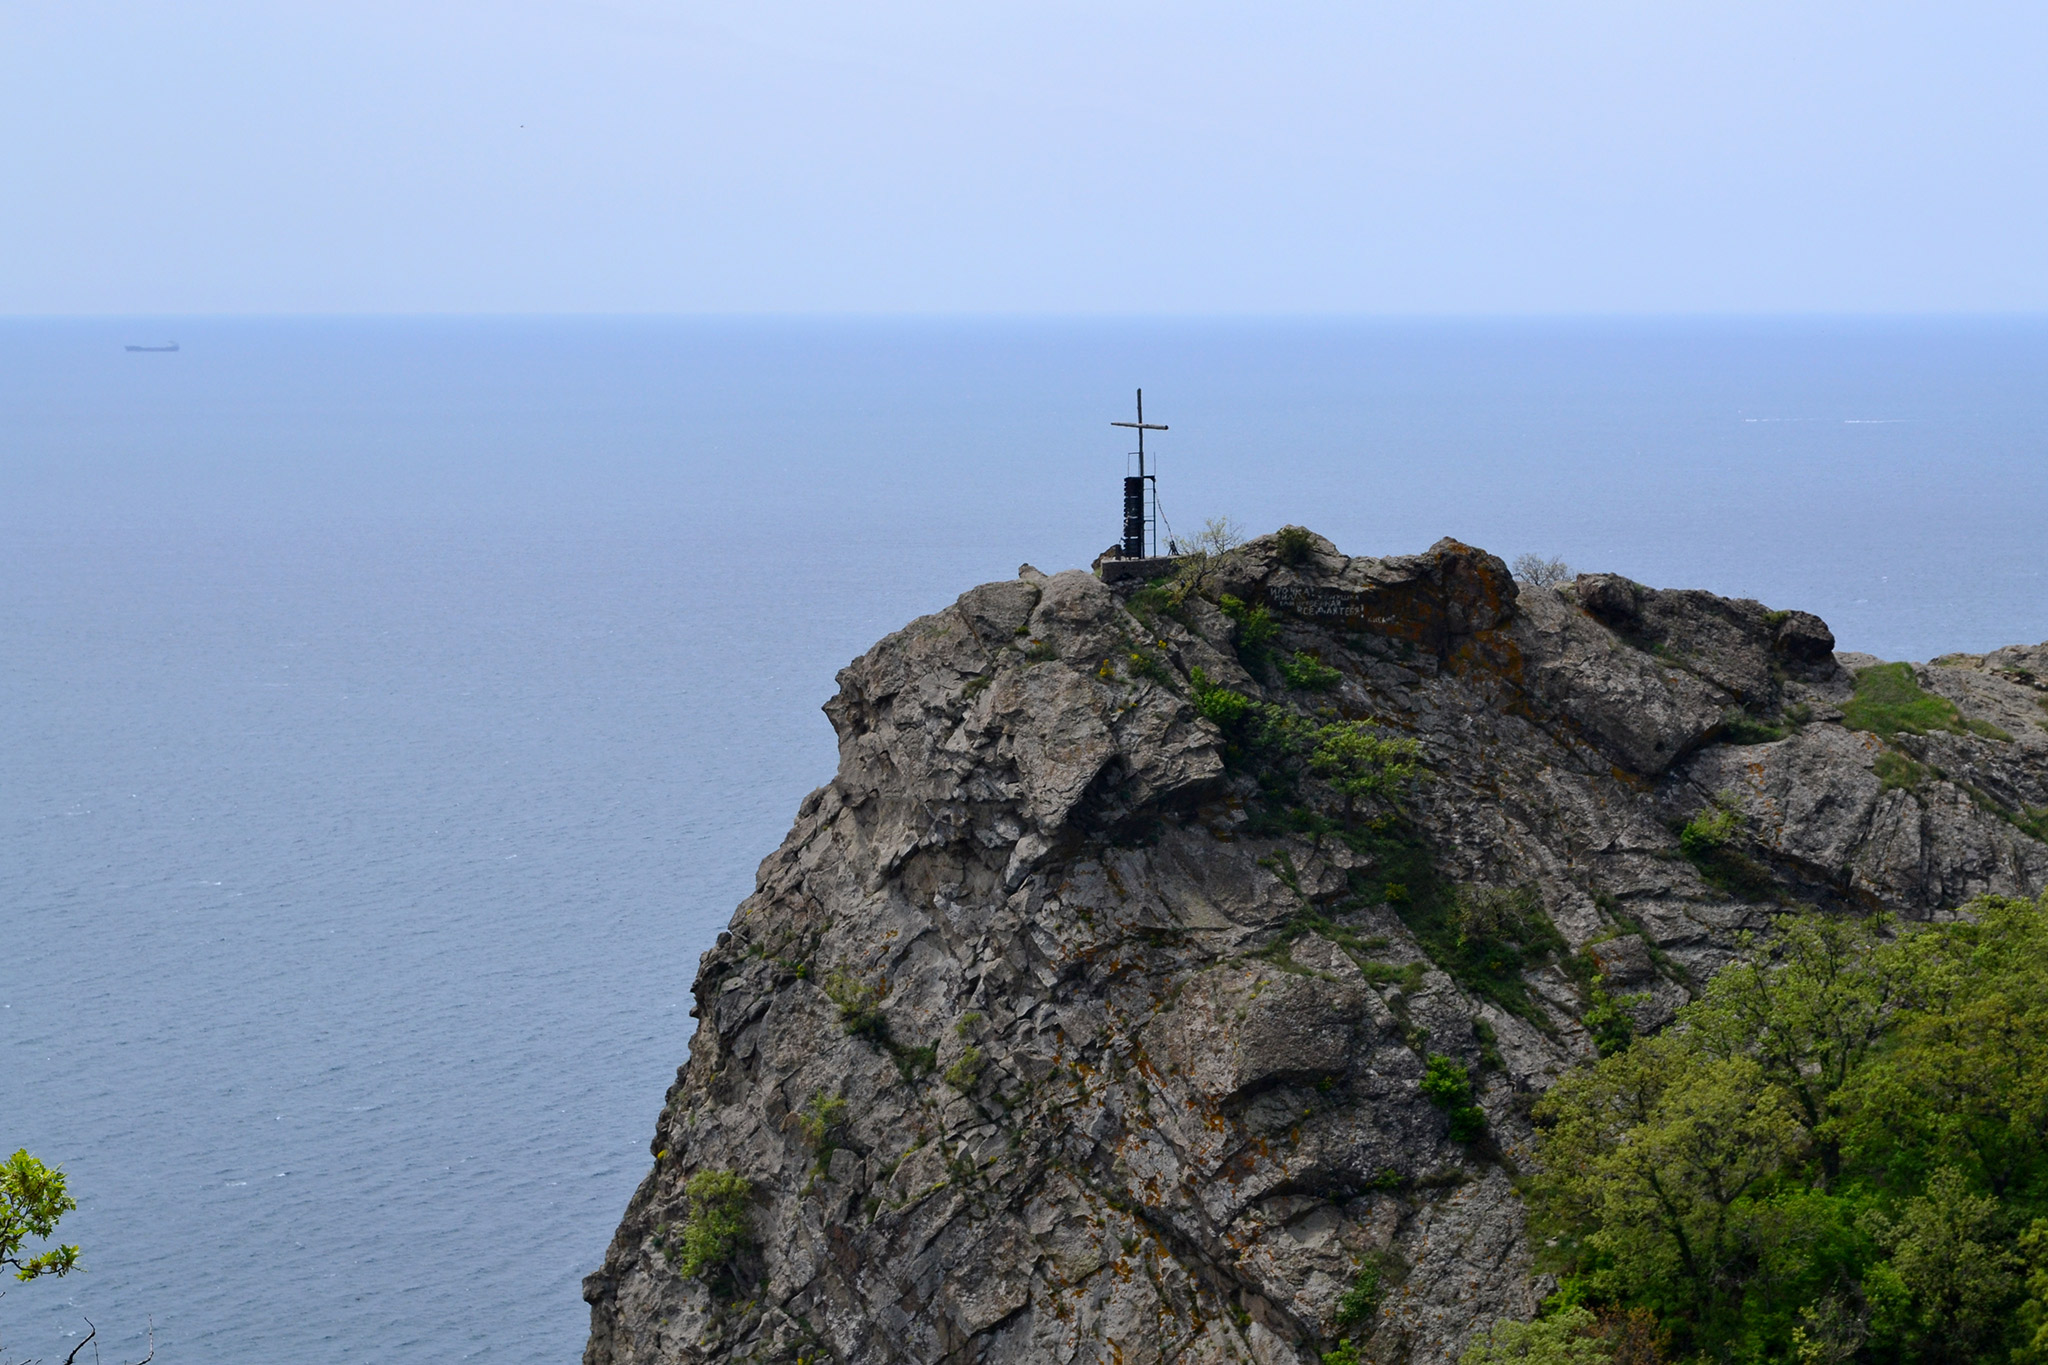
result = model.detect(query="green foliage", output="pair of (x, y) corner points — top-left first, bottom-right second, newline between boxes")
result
(1274, 524), (1317, 565)
(1218, 594), (1279, 671)
(1125, 581), (1181, 627)
(1126, 647), (1173, 685)
(1333, 1258), (1389, 1330)
(944, 1045), (986, 1091)
(1531, 895), (2048, 1363)
(823, 969), (889, 1043)
(1421, 1054), (1487, 1142)
(1022, 638), (1058, 663)
(891, 1042), (939, 1082)
(1189, 666), (1253, 726)
(1580, 984), (1637, 1058)
(1309, 722), (1424, 816)
(1458, 1307), (1610, 1365)
(1721, 711), (1791, 745)
(1843, 663), (2009, 742)
(1322, 1340), (1363, 1365)
(1874, 750), (1931, 792)
(677, 1168), (752, 1283)
(1677, 801), (1740, 859)
(1677, 797), (1777, 901)
(795, 1093), (848, 1153)
(1, 1150), (79, 1283)
(1280, 649), (1343, 691)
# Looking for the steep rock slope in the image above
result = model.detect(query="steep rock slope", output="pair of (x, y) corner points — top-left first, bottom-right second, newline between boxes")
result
(584, 532), (2048, 1365)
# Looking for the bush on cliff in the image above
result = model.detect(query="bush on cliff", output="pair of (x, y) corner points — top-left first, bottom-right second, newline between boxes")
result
(1530, 894), (2048, 1365)
(676, 1168), (753, 1284)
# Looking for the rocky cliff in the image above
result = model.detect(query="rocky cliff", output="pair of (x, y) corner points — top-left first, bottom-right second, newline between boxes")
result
(583, 531), (2048, 1365)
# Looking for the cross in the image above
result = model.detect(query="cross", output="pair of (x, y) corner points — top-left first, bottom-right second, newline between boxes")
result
(1111, 389), (1168, 481)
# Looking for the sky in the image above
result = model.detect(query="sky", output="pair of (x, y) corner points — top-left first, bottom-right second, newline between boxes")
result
(4, 1), (2044, 315)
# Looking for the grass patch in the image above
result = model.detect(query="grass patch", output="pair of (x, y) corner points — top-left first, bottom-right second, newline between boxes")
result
(1719, 711), (1789, 745)
(1021, 638), (1058, 664)
(1872, 749), (1930, 792)
(1677, 796), (1778, 901)
(1843, 662), (2011, 741)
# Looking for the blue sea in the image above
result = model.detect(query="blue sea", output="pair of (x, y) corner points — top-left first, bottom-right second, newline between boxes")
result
(3, 317), (2045, 1363)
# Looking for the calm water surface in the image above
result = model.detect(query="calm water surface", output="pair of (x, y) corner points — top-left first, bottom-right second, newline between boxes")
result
(2, 317), (2044, 1362)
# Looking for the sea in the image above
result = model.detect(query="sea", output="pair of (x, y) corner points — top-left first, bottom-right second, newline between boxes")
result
(2, 316), (2044, 1363)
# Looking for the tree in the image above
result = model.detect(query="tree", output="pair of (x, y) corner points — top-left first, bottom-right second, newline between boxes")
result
(1533, 896), (2048, 1364)
(1511, 554), (1573, 588)
(2, 1150), (153, 1365)
(1307, 721), (1422, 818)
(1, 1151), (77, 1284)
(1534, 1034), (1808, 1342)
(1164, 517), (1247, 601)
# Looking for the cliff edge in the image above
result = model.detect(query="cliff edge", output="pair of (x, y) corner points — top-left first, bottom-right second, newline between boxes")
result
(584, 531), (2048, 1365)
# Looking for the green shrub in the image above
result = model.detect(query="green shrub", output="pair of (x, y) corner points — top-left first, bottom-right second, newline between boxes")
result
(1127, 648), (1173, 684)
(943, 1045), (985, 1091)
(677, 1168), (752, 1282)
(1678, 801), (1740, 858)
(823, 969), (889, 1043)
(1421, 1054), (1487, 1141)
(1275, 525), (1317, 565)
(1677, 798), (1777, 901)
(1189, 667), (1253, 726)
(1334, 1258), (1389, 1330)
(891, 1042), (938, 1082)
(1280, 650), (1343, 691)
(1308, 722), (1424, 816)
(795, 1093), (847, 1153)
(1022, 638), (1058, 664)
(1322, 1341), (1363, 1365)
(1219, 594), (1279, 670)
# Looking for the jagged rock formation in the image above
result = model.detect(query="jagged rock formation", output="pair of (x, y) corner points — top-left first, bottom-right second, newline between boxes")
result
(583, 532), (2048, 1365)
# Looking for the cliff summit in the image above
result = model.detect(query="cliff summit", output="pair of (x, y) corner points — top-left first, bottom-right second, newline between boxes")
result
(584, 531), (2048, 1365)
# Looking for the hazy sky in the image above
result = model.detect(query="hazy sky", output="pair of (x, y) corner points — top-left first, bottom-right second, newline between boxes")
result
(6, 1), (2043, 314)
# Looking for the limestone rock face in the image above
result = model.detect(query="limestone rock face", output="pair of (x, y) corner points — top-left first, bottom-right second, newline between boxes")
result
(583, 533), (2048, 1365)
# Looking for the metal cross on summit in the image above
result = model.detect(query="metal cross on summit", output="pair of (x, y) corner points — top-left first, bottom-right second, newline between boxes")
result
(1112, 389), (1167, 558)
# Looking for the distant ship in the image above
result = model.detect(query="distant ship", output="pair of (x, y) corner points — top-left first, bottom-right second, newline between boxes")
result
(125, 342), (179, 352)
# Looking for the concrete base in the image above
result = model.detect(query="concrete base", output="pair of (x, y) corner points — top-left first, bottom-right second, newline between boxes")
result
(1093, 554), (1187, 588)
